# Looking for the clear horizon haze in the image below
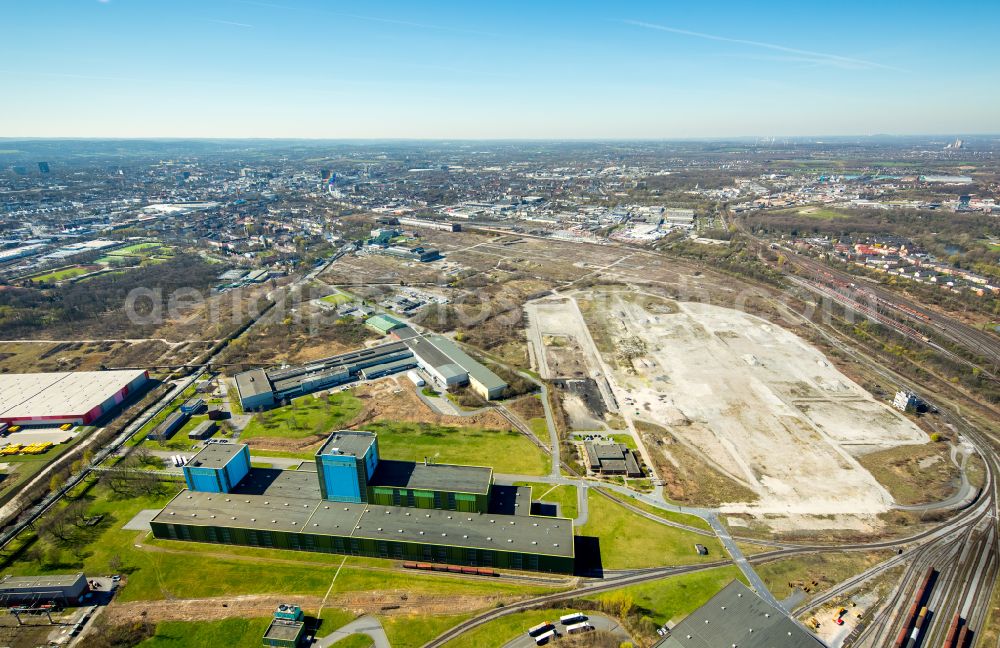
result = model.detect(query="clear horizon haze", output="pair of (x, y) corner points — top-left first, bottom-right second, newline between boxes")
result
(2, 0), (998, 139)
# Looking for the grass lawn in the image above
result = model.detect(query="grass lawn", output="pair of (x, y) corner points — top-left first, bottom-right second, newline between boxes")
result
(600, 489), (713, 532)
(1, 478), (563, 606)
(315, 608), (358, 638)
(29, 265), (89, 282)
(1, 485), (338, 602)
(586, 565), (746, 627)
(515, 481), (578, 519)
(321, 290), (353, 306)
(609, 433), (637, 450)
(440, 608), (580, 648)
(240, 391), (363, 441)
(773, 206), (850, 220)
(578, 491), (725, 569)
(80, 269), (126, 281)
(528, 417), (548, 437)
(382, 613), (473, 648)
(110, 242), (162, 256)
(330, 635), (374, 648)
(329, 564), (559, 598)
(138, 617), (270, 647)
(366, 421), (549, 475)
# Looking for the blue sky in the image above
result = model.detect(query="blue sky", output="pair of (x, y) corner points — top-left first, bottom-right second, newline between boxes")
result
(1, 0), (997, 138)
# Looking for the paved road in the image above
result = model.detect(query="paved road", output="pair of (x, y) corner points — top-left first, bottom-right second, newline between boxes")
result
(314, 615), (389, 648)
(492, 471), (771, 605)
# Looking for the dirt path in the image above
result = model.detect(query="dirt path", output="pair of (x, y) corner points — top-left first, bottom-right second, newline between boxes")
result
(105, 591), (518, 625)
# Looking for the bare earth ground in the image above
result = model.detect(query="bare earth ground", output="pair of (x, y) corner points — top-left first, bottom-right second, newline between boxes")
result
(105, 591), (506, 625)
(0, 340), (175, 373)
(571, 289), (929, 532)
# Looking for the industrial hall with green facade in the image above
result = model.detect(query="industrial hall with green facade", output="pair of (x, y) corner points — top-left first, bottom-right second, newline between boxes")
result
(150, 431), (575, 573)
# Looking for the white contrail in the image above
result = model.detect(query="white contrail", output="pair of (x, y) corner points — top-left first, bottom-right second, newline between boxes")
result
(622, 19), (903, 72)
(208, 19), (254, 28)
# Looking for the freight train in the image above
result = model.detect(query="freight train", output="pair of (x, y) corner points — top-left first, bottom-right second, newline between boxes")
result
(893, 568), (937, 648)
(402, 561), (498, 577)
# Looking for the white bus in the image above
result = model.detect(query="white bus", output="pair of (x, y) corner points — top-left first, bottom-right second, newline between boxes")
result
(560, 612), (586, 625)
(566, 621), (595, 635)
(527, 622), (554, 637)
(534, 629), (557, 645)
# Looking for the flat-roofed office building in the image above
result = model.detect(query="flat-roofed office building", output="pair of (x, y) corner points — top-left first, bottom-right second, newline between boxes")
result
(182, 443), (251, 494)
(151, 431), (573, 573)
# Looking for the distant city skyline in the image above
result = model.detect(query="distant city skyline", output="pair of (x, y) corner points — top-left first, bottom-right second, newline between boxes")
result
(2, 0), (998, 139)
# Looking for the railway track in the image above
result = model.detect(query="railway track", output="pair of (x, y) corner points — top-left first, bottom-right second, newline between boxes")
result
(784, 253), (1000, 370)
(421, 560), (734, 648)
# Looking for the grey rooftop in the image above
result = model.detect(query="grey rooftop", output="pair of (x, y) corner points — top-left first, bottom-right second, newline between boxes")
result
(151, 485), (573, 558)
(317, 430), (377, 459)
(187, 443), (243, 470)
(370, 459), (493, 495)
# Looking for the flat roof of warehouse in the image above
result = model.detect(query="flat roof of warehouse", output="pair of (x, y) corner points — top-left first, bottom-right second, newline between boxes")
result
(403, 336), (467, 381)
(427, 335), (507, 391)
(0, 573), (85, 589)
(234, 368), (272, 398)
(370, 459), (493, 495)
(653, 581), (824, 648)
(0, 370), (146, 420)
(187, 443), (244, 470)
(317, 431), (376, 459)
(151, 485), (573, 558)
(267, 342), (409, 382)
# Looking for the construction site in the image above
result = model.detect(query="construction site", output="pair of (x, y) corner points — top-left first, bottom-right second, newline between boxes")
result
(529, 288), (932, 533)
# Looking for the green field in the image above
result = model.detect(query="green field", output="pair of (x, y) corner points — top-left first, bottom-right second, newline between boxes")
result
(29, 265), (90, 282)
(578, 491), (725, 569)
(110, 242), (162, 256)
(440, 608), (580, 648)
(138, 617), (271, 647)
(80, 269), (126, 281)
(442, 567), (742, 647)
(367, 421), (549, 475)
(240, 391), (364, 441)
(609, 433), (637, 450)
(1, 478), (563, 605)
(382, 613), (472, 648)
(316, 608), (358, 637)
(515, 481), (578, 519)
(320, 290), (353, 305)
(331, 635), (374, 648)
(775, 206), (851, 220)
(96, 255), (133, 265)
(601, 489), (713, 531)
(586, 565), (746, 627)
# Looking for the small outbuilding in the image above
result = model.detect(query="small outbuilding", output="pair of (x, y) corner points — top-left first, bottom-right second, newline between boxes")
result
(0, 573), (88, 605)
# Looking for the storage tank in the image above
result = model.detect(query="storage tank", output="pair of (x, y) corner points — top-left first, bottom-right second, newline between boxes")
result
(407, 371), (426, 387)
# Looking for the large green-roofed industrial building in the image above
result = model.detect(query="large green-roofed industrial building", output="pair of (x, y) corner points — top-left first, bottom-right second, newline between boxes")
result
(149, 431), (573, 573)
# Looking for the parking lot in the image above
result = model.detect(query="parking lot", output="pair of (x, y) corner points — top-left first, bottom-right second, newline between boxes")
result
(501, 613), (630, 647)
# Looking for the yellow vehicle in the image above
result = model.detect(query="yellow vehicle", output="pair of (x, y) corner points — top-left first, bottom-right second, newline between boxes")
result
(8, 425), (20, 433)
(60, 423), (73, 431)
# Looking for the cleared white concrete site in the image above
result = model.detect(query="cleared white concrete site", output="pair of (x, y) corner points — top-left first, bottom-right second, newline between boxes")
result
(559, 290), (929, 531)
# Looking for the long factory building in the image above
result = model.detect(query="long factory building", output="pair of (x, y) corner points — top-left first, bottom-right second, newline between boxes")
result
(234, 326), (507, 411)
(0, 369), (149, 426)
(151, 431), (574, 573)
